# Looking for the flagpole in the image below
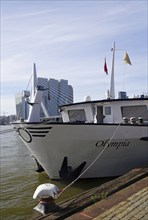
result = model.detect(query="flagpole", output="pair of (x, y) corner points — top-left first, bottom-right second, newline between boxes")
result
(110, 42), (115, 99)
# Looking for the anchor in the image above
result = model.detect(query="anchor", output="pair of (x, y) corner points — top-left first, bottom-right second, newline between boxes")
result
(59, 156), (86, 180)
(35, 158), (44, 173)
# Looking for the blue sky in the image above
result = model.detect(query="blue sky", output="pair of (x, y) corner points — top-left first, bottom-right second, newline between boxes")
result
(1, 0), (148, 115)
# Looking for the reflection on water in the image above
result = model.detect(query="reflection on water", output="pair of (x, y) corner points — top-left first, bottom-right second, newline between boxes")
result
(0, 125), (111, 220)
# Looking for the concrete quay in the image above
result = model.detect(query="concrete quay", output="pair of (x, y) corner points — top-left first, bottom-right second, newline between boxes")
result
(66, 176), (148, 220)
(32, 168), (148, 220)
(94, 185), (148, 220)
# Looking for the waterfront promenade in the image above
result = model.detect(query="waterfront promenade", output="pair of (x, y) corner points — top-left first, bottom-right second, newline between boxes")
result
(66, 176), (148, 219)
(32, 168), (148, 220)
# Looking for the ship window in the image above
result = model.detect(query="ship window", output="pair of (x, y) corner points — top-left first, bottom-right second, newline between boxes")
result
(105, 106), (111, 115)
(121, 105), (148, 120)
(68, 109), (86, 122)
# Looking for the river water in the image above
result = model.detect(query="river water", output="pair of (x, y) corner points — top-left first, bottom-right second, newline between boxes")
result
(0, 125), (111, 220)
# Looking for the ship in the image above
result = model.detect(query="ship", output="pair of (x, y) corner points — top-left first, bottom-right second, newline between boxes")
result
(13, 42), (148, 179)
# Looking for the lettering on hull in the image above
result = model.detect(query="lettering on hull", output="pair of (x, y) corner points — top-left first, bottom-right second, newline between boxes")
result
(96, 139), (131, 149)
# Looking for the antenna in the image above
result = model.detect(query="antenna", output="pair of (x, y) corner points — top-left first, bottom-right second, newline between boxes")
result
(110, 42), (115, 99)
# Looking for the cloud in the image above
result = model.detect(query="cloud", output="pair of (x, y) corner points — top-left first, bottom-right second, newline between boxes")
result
(4, 8), (57, 20)
(1, 54), (32, 83)
(1, 0), (147, 115)
(1, 95), (16, 115)
(2, 1), (146, 48)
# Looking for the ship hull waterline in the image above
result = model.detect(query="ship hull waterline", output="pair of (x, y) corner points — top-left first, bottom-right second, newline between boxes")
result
(14, 123), (148, 179)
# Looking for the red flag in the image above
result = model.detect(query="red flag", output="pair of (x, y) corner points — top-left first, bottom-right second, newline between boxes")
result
(104, 58), (108, 74)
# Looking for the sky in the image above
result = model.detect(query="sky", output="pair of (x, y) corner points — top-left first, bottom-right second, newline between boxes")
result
(1, 0), (148, 115)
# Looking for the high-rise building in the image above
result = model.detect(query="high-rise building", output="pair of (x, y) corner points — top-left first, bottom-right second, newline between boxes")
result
(15, 91), (29, 120)
(40, 78), (73, 116)
(15, 77), (73, 119)
(48, 78), (59, 116)
(37, 77), (49, 117)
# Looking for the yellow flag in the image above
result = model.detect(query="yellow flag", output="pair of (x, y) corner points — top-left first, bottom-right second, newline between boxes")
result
(123, 51), (132, 65)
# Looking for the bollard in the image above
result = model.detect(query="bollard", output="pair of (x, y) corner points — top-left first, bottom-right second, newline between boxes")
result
(33, 183), (59, 215)
(123, 117), (129, 124)
(33, 196), (58, 215)
(138, 117), (143, 124)
(130, 117), (137, 124)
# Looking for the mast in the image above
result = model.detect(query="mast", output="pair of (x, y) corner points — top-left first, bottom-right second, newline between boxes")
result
(110, 42), (115, 99)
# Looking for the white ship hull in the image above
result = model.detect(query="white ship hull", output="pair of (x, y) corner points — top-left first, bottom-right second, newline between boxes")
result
(12, 48), (148, 180)
(15, 123), (148, 179)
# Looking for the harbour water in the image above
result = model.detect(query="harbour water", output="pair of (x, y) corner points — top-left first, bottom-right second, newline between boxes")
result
(0, 125), (111, 220)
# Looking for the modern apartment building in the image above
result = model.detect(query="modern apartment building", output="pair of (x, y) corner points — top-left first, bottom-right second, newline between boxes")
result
(15, 91), (30, 120)
(38, 77), (73, 116)
(48, 78), (73, 116)
(15, 77), (73, 119)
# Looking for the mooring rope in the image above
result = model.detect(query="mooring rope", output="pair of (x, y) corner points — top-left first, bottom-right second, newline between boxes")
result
(57, 123), (121, 197)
